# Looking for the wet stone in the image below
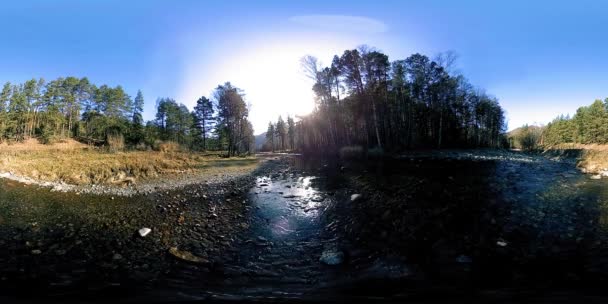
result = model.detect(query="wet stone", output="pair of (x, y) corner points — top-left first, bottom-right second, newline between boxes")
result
(320, 249), (345, 265)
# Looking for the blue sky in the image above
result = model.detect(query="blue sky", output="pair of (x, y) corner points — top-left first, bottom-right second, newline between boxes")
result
(1, 0), (608, 133)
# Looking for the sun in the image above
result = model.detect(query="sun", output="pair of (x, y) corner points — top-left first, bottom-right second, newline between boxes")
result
(177, 36), (359, 133)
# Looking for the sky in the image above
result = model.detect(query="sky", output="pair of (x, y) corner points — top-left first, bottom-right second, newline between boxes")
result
(1, 0), (608, 133)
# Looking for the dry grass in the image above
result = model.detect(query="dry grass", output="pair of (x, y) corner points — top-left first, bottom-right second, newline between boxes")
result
(0, 139), (258, 186)
(544, 143), (608, 173)
(577, 148), (608, 173)
(0, 138), (87, 152)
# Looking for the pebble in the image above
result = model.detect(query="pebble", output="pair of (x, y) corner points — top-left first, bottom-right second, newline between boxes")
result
(138, 227), (152, 237)
(456, 255), (473, 263)
(320, 249), (344, 265)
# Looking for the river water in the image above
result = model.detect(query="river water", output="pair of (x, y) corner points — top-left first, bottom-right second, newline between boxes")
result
(3, 153), (608, 301)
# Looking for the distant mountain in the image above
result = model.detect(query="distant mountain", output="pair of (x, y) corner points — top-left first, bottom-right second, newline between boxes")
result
(254, 132), (266, 151)
(507, 125), (544, 138)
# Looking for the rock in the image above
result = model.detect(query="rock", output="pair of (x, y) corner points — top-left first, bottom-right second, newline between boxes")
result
(591, 174), (602, 180)
(311, 195), (324, 202)
(382, 210), (391, 220)
(112, 253), (123, 260)
(320, 249), (344, 265)
(257, 236), (268, 242)
(456, 255), (472, 263)
(31, 249), (42, 255)
(138, 227), (152, 237)
(350, 194), (362, 202)
(496, 240), (508, 247)
(283, 194), (299, 198)
(168, 247), (210, 264)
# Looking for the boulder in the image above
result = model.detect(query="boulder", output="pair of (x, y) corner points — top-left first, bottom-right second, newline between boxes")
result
(320, 249), (344, 265)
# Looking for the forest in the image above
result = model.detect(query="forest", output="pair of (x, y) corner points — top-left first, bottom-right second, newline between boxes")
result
(284, 46), (507, 154)
(509, 98), (608, 150)
(0, 78), (255, 156)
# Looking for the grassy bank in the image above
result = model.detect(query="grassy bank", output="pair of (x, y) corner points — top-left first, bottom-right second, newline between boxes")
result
(0, 139), (258, 187)
(543, 143), (608, 174)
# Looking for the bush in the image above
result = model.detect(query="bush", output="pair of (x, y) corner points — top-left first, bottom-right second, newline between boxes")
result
(106, 133), (125, 152)
(519, 132), (537, 151)
(367, 147), (385, 158)
(339, 145), (364, 159)
(135, 142), (150, 151)
(37, 124), (55, 145)
(153, 141), (180, 153)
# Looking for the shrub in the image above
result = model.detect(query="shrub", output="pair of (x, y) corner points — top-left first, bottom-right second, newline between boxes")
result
(135, 142), (149, 151)
(38, 124), (56, 145)
(367, 147), (385, 158)
(106, 133), (125, 152)
(339, 145), (364, 159)
(155, 141), (180, 153)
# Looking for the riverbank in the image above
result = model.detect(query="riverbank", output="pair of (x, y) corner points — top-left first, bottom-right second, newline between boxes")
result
(0, 139), (259, 196)
(3, 151), (608, 302)
(325, 148), (608, 293)
(541, 144), (608, 177)
(0, 155), (286, 299)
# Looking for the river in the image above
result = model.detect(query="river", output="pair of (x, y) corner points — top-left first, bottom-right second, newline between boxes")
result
(2, 152), (608, 302)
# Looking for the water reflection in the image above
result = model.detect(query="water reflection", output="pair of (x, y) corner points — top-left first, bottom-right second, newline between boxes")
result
(251, 174), (325, 240)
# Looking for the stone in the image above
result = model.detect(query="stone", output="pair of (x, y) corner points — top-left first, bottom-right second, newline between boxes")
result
(311, 195), (324, 202)
(350, 194), (362, 202)
(320, 249), (344, 265)
(138, 227), (152, 237)
(382, 210), (391, 220)
(168, 247), (209, 264)
(112, 253), (123, 260)
(31, 249), (42, 255)
(496, 240), (508, 247)
(456, 255), (472, 263)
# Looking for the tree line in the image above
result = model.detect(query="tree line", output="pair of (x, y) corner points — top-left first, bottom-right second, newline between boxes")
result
(293, 46), (506, 154)
(511, 98), (608, 149)
(264, 116), (296, 152)
(0, 78), (254, 155)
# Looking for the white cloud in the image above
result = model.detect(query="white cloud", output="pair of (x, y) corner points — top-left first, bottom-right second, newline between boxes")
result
(289, 14), (388, 34)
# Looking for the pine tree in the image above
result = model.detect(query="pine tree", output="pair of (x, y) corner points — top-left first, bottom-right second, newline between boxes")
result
(130, 90), (145, 144)
(276, 116), (286, 151)
(0, 82), (11, 142)
(287, 116), (295, 150)
(266, 122), (275, 152)
(193, 96), (215, 150)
